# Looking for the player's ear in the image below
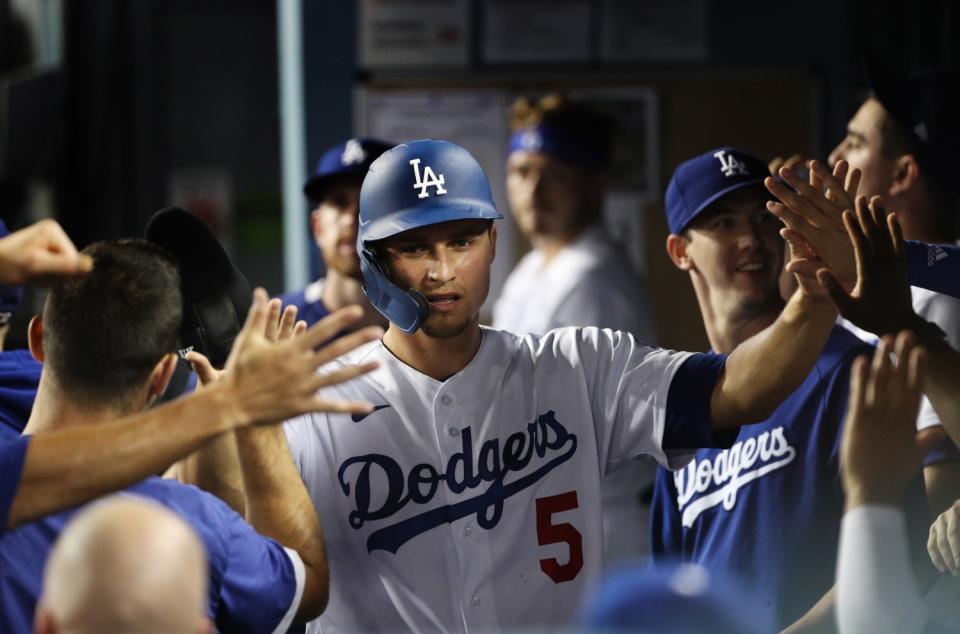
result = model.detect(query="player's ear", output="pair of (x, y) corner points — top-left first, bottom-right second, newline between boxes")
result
(146, 353), (178, 406)
(489, 223), (497, 261)
(666, 233), (694, 271)
(889, 154), (920, 196)
(27, 315), (44, 362)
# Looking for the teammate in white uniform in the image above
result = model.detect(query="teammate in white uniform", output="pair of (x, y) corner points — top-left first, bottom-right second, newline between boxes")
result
(493, 95), (657, 565)
(493, 94), (655, 341)
(285, 139), (839, 632)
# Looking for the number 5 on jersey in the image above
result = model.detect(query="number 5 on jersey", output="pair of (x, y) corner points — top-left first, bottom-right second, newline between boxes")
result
(535, 491), (583, 583)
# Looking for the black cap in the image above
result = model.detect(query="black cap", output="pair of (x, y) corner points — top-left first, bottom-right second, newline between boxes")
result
(865, 56), (960, 193)
(145, 207), (251, 369)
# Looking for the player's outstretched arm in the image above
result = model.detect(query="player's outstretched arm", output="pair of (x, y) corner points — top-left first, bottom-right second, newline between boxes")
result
(835, 333), (940, 634)
(6, 289), (379, 530)
(708, 263), (837, 430)
(231, 293), (382, 623)
(0, 219), (92, 286)
(818, 199), (960, 446)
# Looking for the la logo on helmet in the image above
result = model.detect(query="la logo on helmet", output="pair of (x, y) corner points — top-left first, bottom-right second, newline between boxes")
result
(409, 158), (448, 199)
(713, 150), (748, 177)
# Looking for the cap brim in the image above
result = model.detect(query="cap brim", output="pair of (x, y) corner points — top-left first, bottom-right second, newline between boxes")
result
(674, 179), (768, 233)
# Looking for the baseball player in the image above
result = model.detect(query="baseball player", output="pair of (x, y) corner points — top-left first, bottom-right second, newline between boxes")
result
(0, 217), (360, 534)
(283, 139), (842, 632)
(281, 137), (393, 329)
(0, 240), (381, 633)
(772, 61), (960, 513)
(493, 94), (655, 340)
(648, 148), (934, 631)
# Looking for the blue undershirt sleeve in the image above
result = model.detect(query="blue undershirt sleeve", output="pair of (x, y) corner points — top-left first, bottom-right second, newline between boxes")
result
(664, 352), (737, 450)
(905, 240), (960, 299)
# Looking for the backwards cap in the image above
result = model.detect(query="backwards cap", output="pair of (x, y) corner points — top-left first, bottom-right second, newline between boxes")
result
(865, 56), (960, 195)
(357, 139), (502, 332)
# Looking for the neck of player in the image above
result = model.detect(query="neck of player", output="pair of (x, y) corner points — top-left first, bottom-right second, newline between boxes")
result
(696, 291), (783, 354)
(24, 373), (141, 435)
(382, 317), (484, 382)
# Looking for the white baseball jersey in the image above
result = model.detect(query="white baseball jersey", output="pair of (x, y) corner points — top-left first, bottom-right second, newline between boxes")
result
(285, 326), (726, 632)
(491, 226), (657, 344)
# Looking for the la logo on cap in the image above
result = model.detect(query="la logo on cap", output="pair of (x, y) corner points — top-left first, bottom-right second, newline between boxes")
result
(409, 158), (447, 199)
(713, 150), (748, 177)
(341, 139), (367, 165)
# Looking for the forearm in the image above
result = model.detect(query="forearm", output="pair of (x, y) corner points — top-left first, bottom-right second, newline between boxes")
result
(782, 588), (836, 634)
(174, 431), (246, 515)
(711, 292), (837, 429)
(235, 424), (328, 617)
(8, 383), (239, 527)
(921, 339), (960, 447)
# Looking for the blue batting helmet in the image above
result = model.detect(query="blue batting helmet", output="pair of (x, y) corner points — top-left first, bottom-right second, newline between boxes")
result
(357, 139), (502, 332)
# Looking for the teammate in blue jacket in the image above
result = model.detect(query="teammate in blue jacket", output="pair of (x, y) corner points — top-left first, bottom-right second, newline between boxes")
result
(651, 148), (931, 631)
(0, 239), (380, 633)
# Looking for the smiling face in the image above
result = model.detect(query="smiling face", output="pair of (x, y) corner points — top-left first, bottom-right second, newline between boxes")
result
(379, 219), (496, 338)
(312, 177), (363, 279)
(671, 187), (785, 324)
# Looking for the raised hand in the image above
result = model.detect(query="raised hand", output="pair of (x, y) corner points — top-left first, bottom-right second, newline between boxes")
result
(219, 289), (382, 426)
(0, 219), (93, 286)
(765, 159), (861, 290)
(817, 196), (941, 340)
(841, 332), (944, 509)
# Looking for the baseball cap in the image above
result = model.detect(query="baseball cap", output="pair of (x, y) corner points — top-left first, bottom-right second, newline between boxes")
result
(665, 147), (771, 234)
(581, 562), (772, 634)
(303, 138), (394, 202)
(145, 207), (252, 369)
(0, 220), (23, 324)
(865, 56), (960, 193)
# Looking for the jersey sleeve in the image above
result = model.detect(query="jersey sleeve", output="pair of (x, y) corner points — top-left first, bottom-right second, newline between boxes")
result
(905, 241), (960, 299)
(572, 328), (727, 473)
(0, 435), (30, 533)
(284, 414), (319, 488)
(648, 466), (683, 565)
(212, 500), (306, 633)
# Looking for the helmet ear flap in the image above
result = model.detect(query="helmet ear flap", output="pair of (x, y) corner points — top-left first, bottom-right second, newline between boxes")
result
(359, 246), (429, 333)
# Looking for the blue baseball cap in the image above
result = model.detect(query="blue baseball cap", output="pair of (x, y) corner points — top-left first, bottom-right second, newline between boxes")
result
(0, 220), (23, 322)
(582, 562), (772, 634)
(303, 138), (394, 202)
(666, 147), (771, 234)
